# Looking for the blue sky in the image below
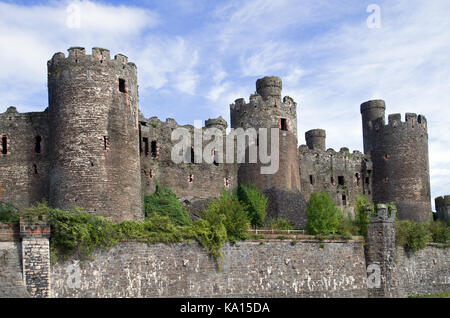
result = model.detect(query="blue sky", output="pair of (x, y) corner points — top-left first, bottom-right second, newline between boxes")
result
(0, 0), (449, 208)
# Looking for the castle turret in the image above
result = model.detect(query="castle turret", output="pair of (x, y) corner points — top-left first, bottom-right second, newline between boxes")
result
(365, 107), (431, 222)
(361, 100), (386, 154)
(305, 129), (326, 151)
(435, 196), (450, 223)
(205, 116), (227, 133)
(47, 47), (142, 221)
(256, 76), (282, 101)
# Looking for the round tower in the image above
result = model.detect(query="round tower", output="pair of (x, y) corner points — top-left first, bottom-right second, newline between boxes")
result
(360, 100), (386, 154)
(229, 76), (301, 192)
(371, 112), (431, 222)
(205, 116), (228, 132)
(305, 129), (326, 151)
(256, 76), (282, 101)
(47, 47), (142, 221)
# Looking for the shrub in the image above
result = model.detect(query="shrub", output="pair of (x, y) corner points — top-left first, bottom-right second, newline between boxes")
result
(264, 217), (293, 230)
(0, 202), (19, 223)
(305, 191), (342, 235)
(353, 194), (372, 238)
(395, 220), (432, 254)
(427, 220), (450, 244)
(237, 183), (267, 229)
(201, 190), (249, 242)
(337, 212), (359, 237)
(143, 179), (191, 226)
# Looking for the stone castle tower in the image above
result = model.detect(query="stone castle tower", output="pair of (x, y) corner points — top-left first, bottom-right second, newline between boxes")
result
(361, 100), (431, 222)
(47, 47), (142, 221)
(230, 76), (301, 192)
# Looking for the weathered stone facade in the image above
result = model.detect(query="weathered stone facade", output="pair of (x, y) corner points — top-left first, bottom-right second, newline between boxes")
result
(51, 240), (368, 298)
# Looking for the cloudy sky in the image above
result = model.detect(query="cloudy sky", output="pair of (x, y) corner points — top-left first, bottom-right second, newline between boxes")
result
(0, 0), (448, 208)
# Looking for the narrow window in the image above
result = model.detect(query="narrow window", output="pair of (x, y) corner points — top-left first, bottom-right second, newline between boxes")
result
(342, 194), (347, 206)
(331, 176), (335, 185)
(384, 177), (389, 184)
(103, 136), (109, 150)
(1, 136), (7, 155)
(188, 174), (194, 183)
(191, 147), (195, 164)
(149, 170), (154, 179)
(33, 164), (38, 175)
(224, 177), (230, 188)
(309, 175), (314, 185)
(338, 176), (345, 186)
(213, 151), (219, 166)
(151, 141), (157, 158)
(119, 78), (126, 93)
(280, 118), (288, 131)
(34, 136), (42, 154)
(143, 138), (149, 156)
(355, 173), (360, 186)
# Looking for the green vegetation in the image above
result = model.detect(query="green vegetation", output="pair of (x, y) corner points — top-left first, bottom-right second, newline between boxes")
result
(395, 219), (449, 254)
(264, 217), (294, 230)
(353, 194), (372, 238)
(202, 190), (249, 243)
(395, 220), (432, 254)
(237, 183), (267, 229)
(0, 202), (19, 223)
(305, 191), (342, 235)
(143, 179), (191, 226)
(409, 291), (450, 298)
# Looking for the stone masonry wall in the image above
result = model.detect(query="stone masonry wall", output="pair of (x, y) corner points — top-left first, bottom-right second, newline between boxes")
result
(51, 240), (368, 298)
(393, 245), (450, 297)
(0, 224), (29, 297)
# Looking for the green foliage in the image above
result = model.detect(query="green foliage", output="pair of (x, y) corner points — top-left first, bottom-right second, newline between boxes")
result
(337, 213), (359, 237)
(395, 220), (432, 254)
(21, 203), (118, 260)
(305, 191), (342, 235)
(353, 194), (372, 238)
(143, 179), (191, 226)
(237, 184), (267, 229)
(0, 202), (19, 223)
(18, 201), (230, 266)
(201, 190), (249, 242)
(264, 217), (294, 230)
(427, 220), (450, 244)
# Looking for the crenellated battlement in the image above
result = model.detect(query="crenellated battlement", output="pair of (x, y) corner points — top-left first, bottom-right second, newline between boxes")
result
(371, 112), (428, 134)
(47, 47), (137, 72)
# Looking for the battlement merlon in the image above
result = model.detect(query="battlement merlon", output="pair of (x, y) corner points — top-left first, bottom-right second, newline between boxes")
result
(47, 47), (137, 72)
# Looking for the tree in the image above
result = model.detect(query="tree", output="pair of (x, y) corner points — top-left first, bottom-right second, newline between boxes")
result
(143, 179), (191, 226)
(353, 194), (372, 238)
(305, 191), (342, 235)
(237, 183), (267, 229)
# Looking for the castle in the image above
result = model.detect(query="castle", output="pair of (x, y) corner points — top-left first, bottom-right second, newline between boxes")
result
(1, 47), (449, 299)
(0, 47), (441, 225)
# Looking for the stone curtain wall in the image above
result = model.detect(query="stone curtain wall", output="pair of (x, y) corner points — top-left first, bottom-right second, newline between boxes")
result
(0, 234), (29, 297)
(393, 245), (450, 297)
(51, 240), (368, 298)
